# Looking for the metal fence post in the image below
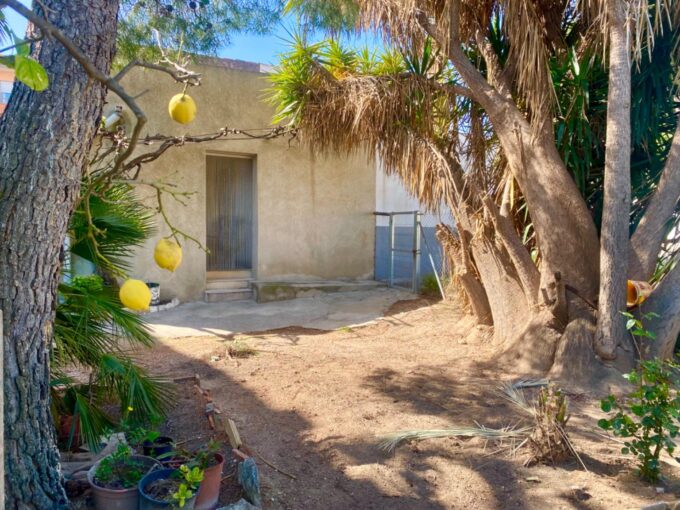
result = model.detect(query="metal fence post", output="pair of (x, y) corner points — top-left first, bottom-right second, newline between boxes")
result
(387, 214), (395, 287)
(412, 212), (421, 292)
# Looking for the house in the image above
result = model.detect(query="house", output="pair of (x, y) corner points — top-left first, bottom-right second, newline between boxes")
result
(115, 58), (447, 304)
(0, 64), (15, 115)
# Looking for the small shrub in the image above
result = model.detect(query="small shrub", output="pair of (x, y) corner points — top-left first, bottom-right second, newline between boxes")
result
(95, 444), (148, 489)
(420, 273), (445, 298)
(227, 341), (257, 358)
(598, 359), (680, 482)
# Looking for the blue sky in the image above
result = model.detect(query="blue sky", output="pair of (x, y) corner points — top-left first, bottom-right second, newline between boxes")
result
(4, 3), (378, 66)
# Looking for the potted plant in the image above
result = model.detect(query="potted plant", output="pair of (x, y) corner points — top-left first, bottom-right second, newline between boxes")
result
(192, 440), (225, 510)
(139, 464), (204, 510)
(125, 425), (175, 460)
(87, 444), (159, 510)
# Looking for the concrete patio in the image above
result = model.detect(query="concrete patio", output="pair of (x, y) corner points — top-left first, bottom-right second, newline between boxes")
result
(145, 287), (414, 338)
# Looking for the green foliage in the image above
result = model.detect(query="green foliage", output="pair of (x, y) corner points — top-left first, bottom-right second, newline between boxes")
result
(52, 185), (170, 453)
(552, 1), (679, 237)
(598, 359), (680, 482)
(269, 34), (406, 125)
(70, 183), (155, 276)
(116, 0), (281, 65)
(621, 310), (661, 343)
(94, 444), (149, 489)
(285, 0), (359, 33)
(0, 29), (49, 91)
(124, 423), (161, 449)
(420, 273), (444, 298)
(172, 465), (204, 508)
(190, 439), (221, 470)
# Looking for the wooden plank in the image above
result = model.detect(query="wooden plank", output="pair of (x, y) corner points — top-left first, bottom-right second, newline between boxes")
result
(224, 418), (242, 449)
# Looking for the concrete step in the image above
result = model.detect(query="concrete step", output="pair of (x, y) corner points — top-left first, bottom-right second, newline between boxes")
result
(206, 278), (251, 290)
(204, 288), (253, 303)
(253, 279), (387, 303)
(207, 270), (252, 280)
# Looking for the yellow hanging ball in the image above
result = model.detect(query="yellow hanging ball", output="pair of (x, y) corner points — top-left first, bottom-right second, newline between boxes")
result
(154, 237), (183, 272)
(119, 279), (152, 311)
(168, 93), (197, 124)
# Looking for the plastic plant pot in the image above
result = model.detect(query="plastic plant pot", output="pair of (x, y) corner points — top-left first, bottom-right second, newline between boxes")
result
(194, 453), (225, 510)
(87, 455), (159, 510)
(142, 436), (175, 459)
(139, 468), (198, 510)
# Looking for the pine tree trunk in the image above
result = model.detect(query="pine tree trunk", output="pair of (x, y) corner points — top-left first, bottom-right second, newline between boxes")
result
(0, 1), (118, 508)
(594, 0), (632, 360)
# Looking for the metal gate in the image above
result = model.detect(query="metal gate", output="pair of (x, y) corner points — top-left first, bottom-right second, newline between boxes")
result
(374, 211), (445, 296)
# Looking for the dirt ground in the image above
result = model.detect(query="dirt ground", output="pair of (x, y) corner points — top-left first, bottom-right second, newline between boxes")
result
(136, 298), (680, 510)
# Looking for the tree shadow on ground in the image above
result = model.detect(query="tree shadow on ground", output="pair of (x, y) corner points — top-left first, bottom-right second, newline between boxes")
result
(141, 341), (455, 509)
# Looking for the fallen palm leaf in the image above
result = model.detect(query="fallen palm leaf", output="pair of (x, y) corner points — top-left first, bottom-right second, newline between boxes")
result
(378, 424), (531, 453)
(379, 382), (581, 469)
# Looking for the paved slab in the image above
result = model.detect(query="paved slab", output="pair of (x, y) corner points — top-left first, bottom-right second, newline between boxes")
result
(146, 288), (414, 339)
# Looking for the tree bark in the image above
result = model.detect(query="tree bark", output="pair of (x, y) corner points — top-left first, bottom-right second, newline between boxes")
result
(433, 13), (602, 302)
(0, 1), (118, 508)
(628, 122), (680, 281)
(594, 0), (632, 360)
(641, 264), (680, 360)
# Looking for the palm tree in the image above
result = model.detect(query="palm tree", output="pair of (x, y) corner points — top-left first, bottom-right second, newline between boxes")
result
(52, 182), (172, 452)
(271, 0), (680, 380)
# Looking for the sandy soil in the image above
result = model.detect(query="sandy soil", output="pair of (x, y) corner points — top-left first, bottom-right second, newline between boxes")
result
(137, 298), (680, 510)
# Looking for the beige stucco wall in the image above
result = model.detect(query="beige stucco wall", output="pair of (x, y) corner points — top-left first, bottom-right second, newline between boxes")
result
(113, 60), (375, 302)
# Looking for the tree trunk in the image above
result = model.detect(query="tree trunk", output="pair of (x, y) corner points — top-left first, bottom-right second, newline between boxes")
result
(628, 122), (680, 281)
(0, 1), (118, 508)
(444, 42), (601, 302)
(594, 0), (632, 360)
(641, 264), (680, 360)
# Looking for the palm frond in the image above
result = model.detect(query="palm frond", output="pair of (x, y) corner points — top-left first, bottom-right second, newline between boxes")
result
(378, 424), (531, 452)
(70, 183), (155, 276)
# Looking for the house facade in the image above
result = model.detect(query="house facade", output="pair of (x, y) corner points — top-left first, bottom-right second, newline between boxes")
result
(117, 59), (376, 303)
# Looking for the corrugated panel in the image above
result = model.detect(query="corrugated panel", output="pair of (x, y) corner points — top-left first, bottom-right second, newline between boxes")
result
(206, 156), (254, 271)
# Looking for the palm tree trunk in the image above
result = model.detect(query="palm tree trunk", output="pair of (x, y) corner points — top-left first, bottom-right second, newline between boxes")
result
(0, 1), (118, 507)
(594, 0), (632, 360)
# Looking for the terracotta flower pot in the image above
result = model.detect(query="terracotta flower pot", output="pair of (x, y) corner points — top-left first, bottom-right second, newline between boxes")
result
(195, 453), (225, 510)
(87, 455), (159, 510)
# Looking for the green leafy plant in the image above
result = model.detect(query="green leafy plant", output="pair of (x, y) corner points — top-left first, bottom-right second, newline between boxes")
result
(171, 465), (204, 508)
(420, 273), (445, 298)
(0, 31), (49, 91)
(598, 359), (680, 482)
(191, 439), (222, 470)
(621, 311), (661, 341)
(51, 183), (172, 452)
(94, 444), (149, 489)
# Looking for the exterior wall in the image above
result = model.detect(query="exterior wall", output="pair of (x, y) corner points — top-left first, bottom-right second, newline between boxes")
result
(114, 60), (375, 301)
(0, 65), (15, 116)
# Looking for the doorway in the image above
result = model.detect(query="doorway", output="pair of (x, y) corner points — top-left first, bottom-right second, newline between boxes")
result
(205, 155), (254, 279)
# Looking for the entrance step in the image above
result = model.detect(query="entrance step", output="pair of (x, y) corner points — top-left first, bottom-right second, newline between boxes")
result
(252, 280), (386, 303)
(204, 288), (253, 303)
(205, 279), (252, 291)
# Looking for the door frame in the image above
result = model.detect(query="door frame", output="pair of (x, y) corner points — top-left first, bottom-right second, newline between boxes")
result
(204, 151), (258, 280)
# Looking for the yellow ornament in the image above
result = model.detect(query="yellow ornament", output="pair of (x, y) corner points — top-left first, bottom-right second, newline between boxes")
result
(168, 93), (197, 124)
(154, 237), (183, 272)
(119, 279), (151, 311)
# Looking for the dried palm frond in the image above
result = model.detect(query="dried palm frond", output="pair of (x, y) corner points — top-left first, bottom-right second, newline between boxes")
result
(378, 424), (531, 452)
(379, 382), (579, 468)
